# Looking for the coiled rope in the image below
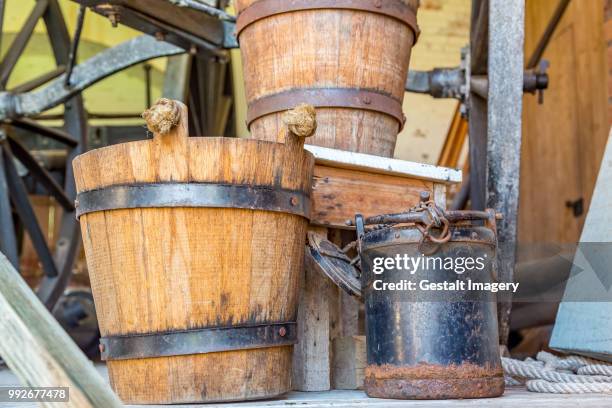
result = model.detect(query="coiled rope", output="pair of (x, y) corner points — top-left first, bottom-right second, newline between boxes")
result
(503, 351), (612, 393)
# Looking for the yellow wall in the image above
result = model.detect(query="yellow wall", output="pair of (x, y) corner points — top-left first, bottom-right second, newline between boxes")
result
(395, 0), (471, 164)
(4, 1), (166, 124)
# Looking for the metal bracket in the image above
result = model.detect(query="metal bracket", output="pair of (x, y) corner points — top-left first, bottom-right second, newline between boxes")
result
(406, 47), (548, 108)
(76, 183), (311, 219)
(100, 322), (297, 361)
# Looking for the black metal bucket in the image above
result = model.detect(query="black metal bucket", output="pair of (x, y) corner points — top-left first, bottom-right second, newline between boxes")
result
(307, 192), (505, 400)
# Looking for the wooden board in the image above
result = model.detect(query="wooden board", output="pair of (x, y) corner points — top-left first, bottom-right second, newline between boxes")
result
(306, 145), (462, 183)
(310, 165), (435, 228)
(2, 364), (611, 408)
(520, 0), (609, 245)
(331, 336), (366, 390)
(293, 228), (332, 392)
(0, 254), (121, 408)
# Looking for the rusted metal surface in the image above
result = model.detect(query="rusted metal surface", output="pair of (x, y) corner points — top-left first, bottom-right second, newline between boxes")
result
(356, 197), (503, 399)
(365, 363), (504, 399)
(308, 193), (505, 399)
(236, 0), (420, 40)
(246, 88), (406, 131)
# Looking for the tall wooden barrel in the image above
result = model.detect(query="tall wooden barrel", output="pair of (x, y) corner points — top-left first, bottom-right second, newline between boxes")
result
(73, 100), (314, 404)
(235, 0), (420, 157)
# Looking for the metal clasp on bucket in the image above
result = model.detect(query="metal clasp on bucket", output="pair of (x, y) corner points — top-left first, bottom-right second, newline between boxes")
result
(307, 190), (501, 298)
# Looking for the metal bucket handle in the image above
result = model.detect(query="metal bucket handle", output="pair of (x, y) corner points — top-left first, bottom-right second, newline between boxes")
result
(308, 191), (501, 299)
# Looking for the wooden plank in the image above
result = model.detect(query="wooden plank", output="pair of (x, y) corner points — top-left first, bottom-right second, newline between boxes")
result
(520, 0), (609, 244)
(305, 145), (462, 184)
(0, 253), (121, 408)
(331, 336), (366, 390)
(293, 227), (331, 391)
(310, 165), (434, 228)
(1, 366), (611, 408)
(486, 0), (525, 346)
(437, 105), (469, 168)
(550, 130), (612, 360)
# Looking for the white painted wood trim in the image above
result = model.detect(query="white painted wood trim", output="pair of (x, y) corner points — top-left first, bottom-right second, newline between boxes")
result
(305, 145), (462, 184)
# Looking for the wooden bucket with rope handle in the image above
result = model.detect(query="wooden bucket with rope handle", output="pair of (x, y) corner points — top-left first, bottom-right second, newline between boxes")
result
(73, 99), (315, 404)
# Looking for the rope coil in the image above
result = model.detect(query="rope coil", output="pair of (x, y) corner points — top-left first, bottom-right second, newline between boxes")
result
(504, 351), (612, 394)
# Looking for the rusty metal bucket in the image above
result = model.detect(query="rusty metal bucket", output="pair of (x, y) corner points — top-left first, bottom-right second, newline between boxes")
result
(307, 193), (505, 399)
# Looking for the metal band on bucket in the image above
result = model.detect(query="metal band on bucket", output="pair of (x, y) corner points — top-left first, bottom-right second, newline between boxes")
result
(246, 88), (406, 131)
(236, 0), (420, 41)
(99, 322), (297, 361)
(75, 183), (311, 220)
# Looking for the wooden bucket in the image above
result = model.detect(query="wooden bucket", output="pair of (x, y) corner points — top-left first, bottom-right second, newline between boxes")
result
(235, 0), (420, 157)
(73, 100), (314, 404)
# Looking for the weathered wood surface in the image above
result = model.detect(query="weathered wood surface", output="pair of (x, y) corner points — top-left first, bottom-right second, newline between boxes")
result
(306, 146), (460, 228)
(331, 336), (366, 390)
(293, 227), (332, 392)
(236, 0), (419, 157)
(311, 164), (435, 228)
(2, 365), (609, 408)
(0, 253), (121, 408)
(73, 102), (314, 404)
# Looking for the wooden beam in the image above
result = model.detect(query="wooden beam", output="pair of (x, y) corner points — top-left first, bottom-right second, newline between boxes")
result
(486, 0), (525, 345)
(293, 227), (332, 391)
(0, 253), (121, 407)
(331, 335), (366, 390)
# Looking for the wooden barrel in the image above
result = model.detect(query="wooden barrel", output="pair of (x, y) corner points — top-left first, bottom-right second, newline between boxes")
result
(235, 0), (420, 157)
(73, 100), (314, 404)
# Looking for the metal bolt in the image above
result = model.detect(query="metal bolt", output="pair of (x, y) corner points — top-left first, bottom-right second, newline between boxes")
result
(420, 191), (431, 202)
(290, 196), (299, 206)
(154, 31), (166, 41)
(363, 96), (372, 105)
(374, 0), (383, 8)
(279, 327), (287, 337)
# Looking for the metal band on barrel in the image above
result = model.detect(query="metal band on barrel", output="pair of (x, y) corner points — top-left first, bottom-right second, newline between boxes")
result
(75, 183), (310, 219)
(236, 0), (420, 41)
(99, 322), (297, 361)
(246, 88), (406, 131)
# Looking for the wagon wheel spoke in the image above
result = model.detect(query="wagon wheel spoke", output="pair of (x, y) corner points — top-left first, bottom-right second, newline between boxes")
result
(10, 118), (79, 147)
(0, 141), (18, 268)
(6, 135), (74, 211)
(1, 139), (58, 278)
(0, 0), (49, 89)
